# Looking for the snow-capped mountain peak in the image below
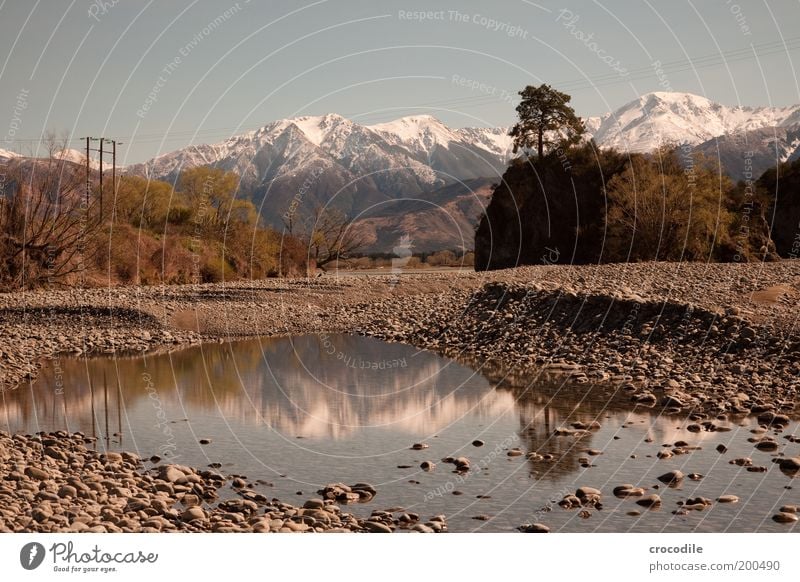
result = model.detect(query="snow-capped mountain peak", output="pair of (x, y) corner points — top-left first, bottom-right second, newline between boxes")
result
(588, 91), (800, 152)
(0, 148), (21, 161)
(288, 113), (351, 147)
(366, 115), (462, 153)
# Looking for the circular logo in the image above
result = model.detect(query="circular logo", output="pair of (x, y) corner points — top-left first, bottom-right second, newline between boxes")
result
(20, 542), (46, 570)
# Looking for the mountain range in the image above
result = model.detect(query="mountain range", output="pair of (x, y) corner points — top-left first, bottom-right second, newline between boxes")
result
(5, 92), (799, 252)
(123, 113), (514, 253)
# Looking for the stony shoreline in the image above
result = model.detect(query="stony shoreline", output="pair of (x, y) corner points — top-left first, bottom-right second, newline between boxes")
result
(2, 261), (800, 532)
(0, 431), (447, 533)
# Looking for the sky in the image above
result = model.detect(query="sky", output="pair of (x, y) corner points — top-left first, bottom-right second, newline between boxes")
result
(1, 0), (799, 163)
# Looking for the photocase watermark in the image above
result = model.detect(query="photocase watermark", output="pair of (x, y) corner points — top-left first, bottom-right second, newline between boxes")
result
(788, 225), (800, 260)
(451, 74), (516, 106)
(652, 59), (674, 92)
(620, 301), (642, 337)
(4, 88), (29, 144)
(397, 10), (530, 39)
(189, 175), (214, 284)
(679, 141), (697, 191)
(725, 0), (752, 36)
(388, 233), (413, 289)
(540, 246), (560, 265)
(142, 372), (181, 461)
(733, 149), (756, 262)
(21, 540), (158, 573)
(556, 9), (628, 76)
(530, 486), (572, 522)
(137, 2), (249, 118)
(283, 166), (324, 233)
(317, 332), (407, 370)
(20, 542), (46, 571)
(1, 88), (29, 196)
(52, 358), (65, 395)
(423, 433), (519, 502)
(87, 0), (121, 22)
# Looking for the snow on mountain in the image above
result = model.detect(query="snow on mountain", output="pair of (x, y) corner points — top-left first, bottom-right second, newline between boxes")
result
(587, 92), (800, 152)
(125, 113), (514, 228)
(59, 148), (102, 170)
(123, 91), (800, 249)
(0, 148), (20, 161)
(693, 124), (800, 181)
(0, 147), (104, 169)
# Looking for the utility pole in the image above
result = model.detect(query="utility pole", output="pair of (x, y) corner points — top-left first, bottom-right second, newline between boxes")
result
(84, 137), (91, 206)
(81, 137), (122, 218)
(112, 140), (116, 214)
(99, 137), (104, 217)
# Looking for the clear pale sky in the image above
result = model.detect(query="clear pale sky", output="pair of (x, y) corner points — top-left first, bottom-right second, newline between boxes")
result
(1, 0), (799, 163)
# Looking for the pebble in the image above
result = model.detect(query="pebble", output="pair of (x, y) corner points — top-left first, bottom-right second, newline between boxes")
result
(517, 523), (550, 533)
(613, 484), (645, 498)
(636, 494), (662, 508)
(181, 507), (206, 522)
(657, 470), (684, 485)
(24, 466), (49, 480)
(0, 432), (440, 534)
(755, 440), (779, 452)
(772, 512), (799, 524)
(363, 521), (393, 533)
(454, 457), (470, 471)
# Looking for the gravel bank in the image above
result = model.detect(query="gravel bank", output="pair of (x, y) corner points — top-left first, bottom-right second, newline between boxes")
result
(0, 431), (446, 533)
(2, 261), (799, 532)
(3, 262), (799, 392)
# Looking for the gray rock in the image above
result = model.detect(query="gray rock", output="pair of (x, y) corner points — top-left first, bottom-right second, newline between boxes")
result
(181, 507), (206, 522)
(636, 494), (662, 508)
(24, 466), (49, 480)
(657, 470), (684, 485)
(518, 523), (550, 533)
(303, 499), (326, 510)
(160, 466), (186, 483)
(363, 520), (393, 533)
(772, 512), (798, 524)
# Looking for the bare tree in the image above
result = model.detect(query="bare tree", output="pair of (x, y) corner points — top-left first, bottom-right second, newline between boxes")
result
(304, 207), (366, 270)
(0, 138), (101, 290)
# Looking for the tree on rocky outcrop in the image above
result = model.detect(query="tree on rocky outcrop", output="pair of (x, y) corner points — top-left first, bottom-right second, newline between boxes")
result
(0, 144), (101, 290)
(508, 84), (585, 159)
(474, 143), (630, 270)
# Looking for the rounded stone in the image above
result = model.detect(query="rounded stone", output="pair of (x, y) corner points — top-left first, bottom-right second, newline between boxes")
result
(518, 523), (550, 533)
(636, 494), (662, 508)
(772, 512), (798, 524)
(657, 470), (684, 484)
(181, 507), (206, 522)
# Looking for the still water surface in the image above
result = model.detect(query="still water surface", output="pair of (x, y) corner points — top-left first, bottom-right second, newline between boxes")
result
(2, 334), (797, 532)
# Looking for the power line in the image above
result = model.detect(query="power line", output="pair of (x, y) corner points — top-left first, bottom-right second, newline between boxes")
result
(3, 36), (799, 149)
